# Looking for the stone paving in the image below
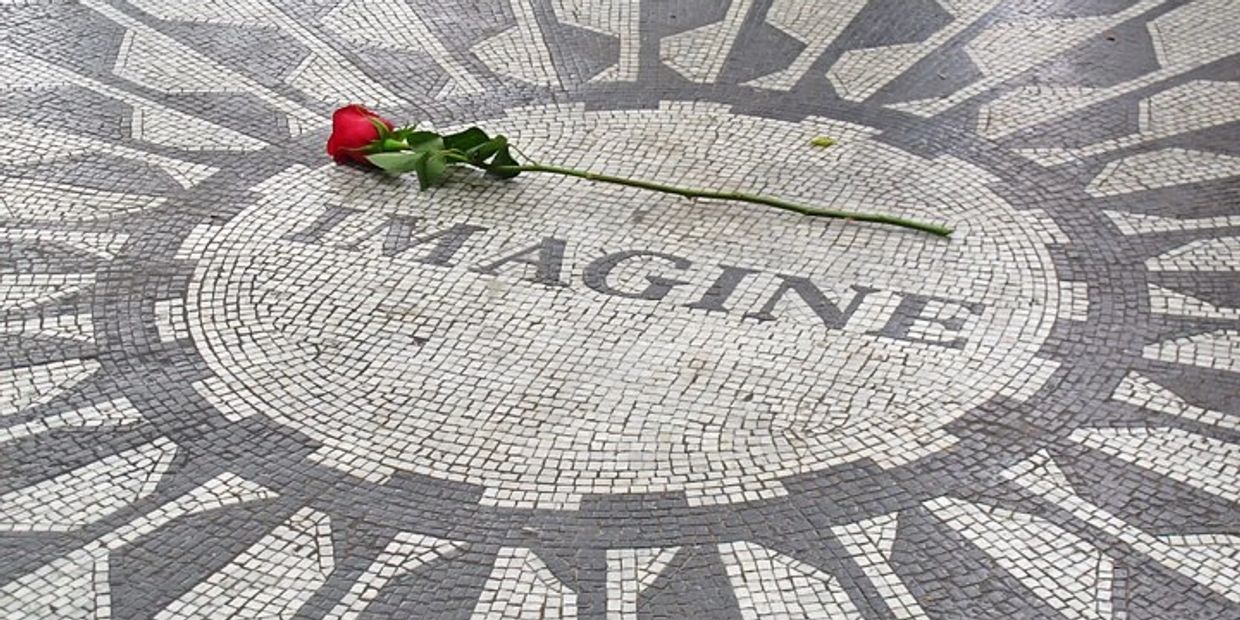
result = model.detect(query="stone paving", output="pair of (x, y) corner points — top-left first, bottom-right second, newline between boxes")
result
(1, 0), (1238, 618)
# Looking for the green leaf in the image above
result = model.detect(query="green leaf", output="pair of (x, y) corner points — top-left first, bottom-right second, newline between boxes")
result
(486, 145), (521, 179)
(366, 151), (423, 175)
(466, 136), (508, 163)
(809, 135), (837, 149)
(442, 127), (490, 152)
(442, 150), (472, 164)
(406, 131), (443, 152)
(413, 151), (447, 190)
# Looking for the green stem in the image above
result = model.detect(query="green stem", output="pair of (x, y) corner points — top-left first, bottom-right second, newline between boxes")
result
(509, 144), (542, 166)
(486, 163), (952, 237)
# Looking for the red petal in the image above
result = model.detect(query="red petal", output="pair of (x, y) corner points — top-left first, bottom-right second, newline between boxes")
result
(326, 104), (398, 164)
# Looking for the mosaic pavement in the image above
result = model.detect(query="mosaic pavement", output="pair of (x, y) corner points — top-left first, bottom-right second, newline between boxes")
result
(1, 0), (1238, 618)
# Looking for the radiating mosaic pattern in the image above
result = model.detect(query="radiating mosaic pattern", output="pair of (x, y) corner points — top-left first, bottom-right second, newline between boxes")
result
(1, 1), (1237, 618)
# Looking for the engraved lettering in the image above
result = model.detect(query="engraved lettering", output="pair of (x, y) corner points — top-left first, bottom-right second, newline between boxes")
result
(868, 292), (985, 349)
(686, 264), (761, 312)
(584, 250), (691, 300)
(745, 276), (878, 329)
(473, 237), (568, 287)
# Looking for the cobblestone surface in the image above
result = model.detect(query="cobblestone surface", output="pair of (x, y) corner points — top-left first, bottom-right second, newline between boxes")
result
(1, 1), (1238, 618)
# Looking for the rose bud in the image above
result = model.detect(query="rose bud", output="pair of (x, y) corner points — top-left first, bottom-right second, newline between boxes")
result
(326, 104), (395, 165)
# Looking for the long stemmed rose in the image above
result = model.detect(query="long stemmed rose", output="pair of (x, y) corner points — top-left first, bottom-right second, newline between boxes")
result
(325, 105), (952, 237)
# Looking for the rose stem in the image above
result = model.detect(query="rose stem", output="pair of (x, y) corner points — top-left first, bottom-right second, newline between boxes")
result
(481, 163), (953, 237)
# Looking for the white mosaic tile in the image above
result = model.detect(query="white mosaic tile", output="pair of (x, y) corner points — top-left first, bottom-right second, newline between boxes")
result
(1137, 80), (1240, 137)
(0, 473), (275, 620)
(660, 0), (753, 83)
(173, 223), (225, 262)
(926, 495), (1115, 620)
(0, 437), (176, 532)
(192, 375), (255, 423)
(322, 0), (485, 98)
(0, 177), (165, 222)
(0, 358), (99, 418)
(1143, 329), (1240, 373)
(1047, 80), (1240, 161)
(979, 85), (1101, 140)
(1, 311), (95, 343)
(0, 273), (95, 312)
(0, 118), (217, 189)
(307, 445), (396, 484)
(979, 0), (1240, 139)
(1106, 210), (1240, 236)
(605, 547), (678, 619)
(830, 0), (1003, 102)
(0, 546), (107, 620)
(1111, 372), (1240, 431)
(155, 507), (334, 620)
(1148, 284), (1240, 320)
(552, 0), (641, 82)
(744, 0), (868, 90)
(832, 514), (929, 620)
(1017, 206), (1071, 245)
(1070, 426), (1239, 503)
(1087, 148), (1240, 197)
(471, 547), (577, 619)
(325, 532), (465, 620)
(1012, 146), (1084, 168)
(0, 397), (143, 446)
(154, 299), (189, 342)
(126, 0), (408, 107)
(83, 0), (324, 135)
(0, 228), (127, 260)
(471, 0), (562, 88)
(0, 44), (268, 152)
(0, 271), (94, 312)
(894, 0), (1166, 117)
(101, 472), (277, 551)
(719, 540), (862, 619)
(123, 0), (276, 27)
(998, 357), (1061, 403)
(1005, 452), (1240, 604)
(1058, 281), (1090, 321)
(1146, 237), (1240, 273)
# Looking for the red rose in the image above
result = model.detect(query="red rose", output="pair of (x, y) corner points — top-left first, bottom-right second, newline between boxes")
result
(326, 104), (394, 165)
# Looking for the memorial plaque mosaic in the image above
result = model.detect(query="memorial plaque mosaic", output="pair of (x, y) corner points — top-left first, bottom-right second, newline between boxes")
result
(1, 1), (1237, 618)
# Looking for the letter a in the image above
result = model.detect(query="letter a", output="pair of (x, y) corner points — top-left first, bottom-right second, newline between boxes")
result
(473, 237), (568, 286)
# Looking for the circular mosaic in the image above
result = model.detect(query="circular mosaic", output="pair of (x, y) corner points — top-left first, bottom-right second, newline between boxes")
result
(3, 0), (1239, 617)
(185, 103), (1061, 507)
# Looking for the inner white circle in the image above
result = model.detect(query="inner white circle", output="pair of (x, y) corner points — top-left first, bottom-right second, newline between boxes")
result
(186, 103), (1060, 509)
